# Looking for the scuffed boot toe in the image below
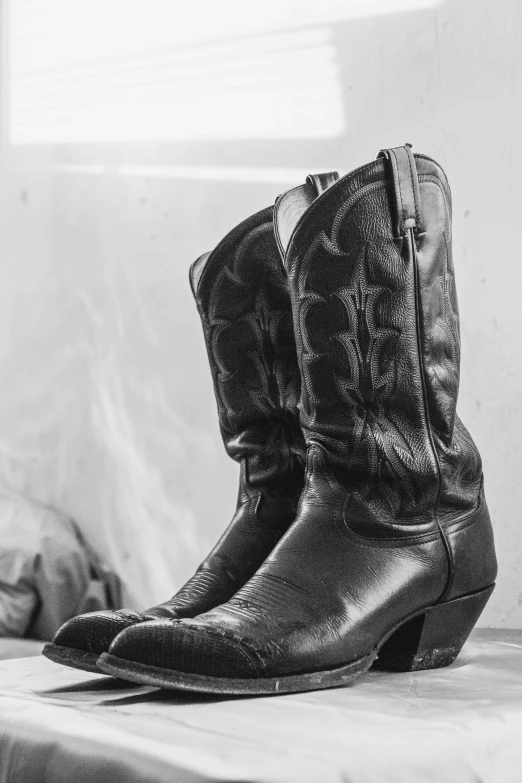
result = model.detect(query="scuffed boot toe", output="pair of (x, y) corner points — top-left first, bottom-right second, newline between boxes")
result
(101, 619), (260, 683)
(43, 609), (144, 673)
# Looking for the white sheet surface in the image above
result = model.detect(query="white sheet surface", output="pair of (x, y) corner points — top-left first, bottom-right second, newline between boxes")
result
(0, 628), (520, 783)
(0, 639), (44, 661)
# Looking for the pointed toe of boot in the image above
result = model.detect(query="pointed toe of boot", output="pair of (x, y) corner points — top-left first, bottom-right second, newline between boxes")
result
(54, 610), (144, 654)
(43, 610), (144, 673)
(102, 620), (259, 683)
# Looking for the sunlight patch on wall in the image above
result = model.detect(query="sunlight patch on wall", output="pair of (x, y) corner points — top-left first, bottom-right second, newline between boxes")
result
(8, 0), (441, 145)
(8, 7), (342, 143)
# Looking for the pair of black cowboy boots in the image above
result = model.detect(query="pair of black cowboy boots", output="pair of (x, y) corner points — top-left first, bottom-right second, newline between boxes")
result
(43, 145), (497, 695)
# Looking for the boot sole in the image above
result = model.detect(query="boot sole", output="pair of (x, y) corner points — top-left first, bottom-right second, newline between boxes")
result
(97, 584), (494, 695)
(98, 650), (376, 695)
(42, 642), (104, 674)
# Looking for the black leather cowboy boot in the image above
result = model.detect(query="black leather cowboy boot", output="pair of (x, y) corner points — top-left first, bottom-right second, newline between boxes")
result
(99, 146), (497, 694)
(43, 174), (338, 674)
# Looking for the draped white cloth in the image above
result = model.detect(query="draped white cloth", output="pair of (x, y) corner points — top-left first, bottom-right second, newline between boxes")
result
(0, 628), (520, 783)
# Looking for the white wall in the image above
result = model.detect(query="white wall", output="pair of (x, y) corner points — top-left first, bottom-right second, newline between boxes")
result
(0, 0), (520, 625)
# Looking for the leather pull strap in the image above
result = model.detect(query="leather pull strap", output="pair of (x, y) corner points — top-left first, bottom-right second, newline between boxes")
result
(377, 144), (423, 236)
(306, 171), (339, 197)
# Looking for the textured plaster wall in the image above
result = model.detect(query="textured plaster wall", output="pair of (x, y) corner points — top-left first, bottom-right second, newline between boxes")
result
(0, 0), (520, 625)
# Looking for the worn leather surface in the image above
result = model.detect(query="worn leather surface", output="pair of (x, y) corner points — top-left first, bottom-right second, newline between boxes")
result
(109, 148), (497, 680)
(53, 205), (306, 655)
(51, 610), (144, 655)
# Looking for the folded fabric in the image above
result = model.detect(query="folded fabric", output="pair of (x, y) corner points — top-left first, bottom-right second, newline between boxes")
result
(0, 489), (121, 640)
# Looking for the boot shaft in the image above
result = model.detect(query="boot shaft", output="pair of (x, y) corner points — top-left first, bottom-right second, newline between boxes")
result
(190, 206), (305, 489)
(279, 146), (482, 528)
